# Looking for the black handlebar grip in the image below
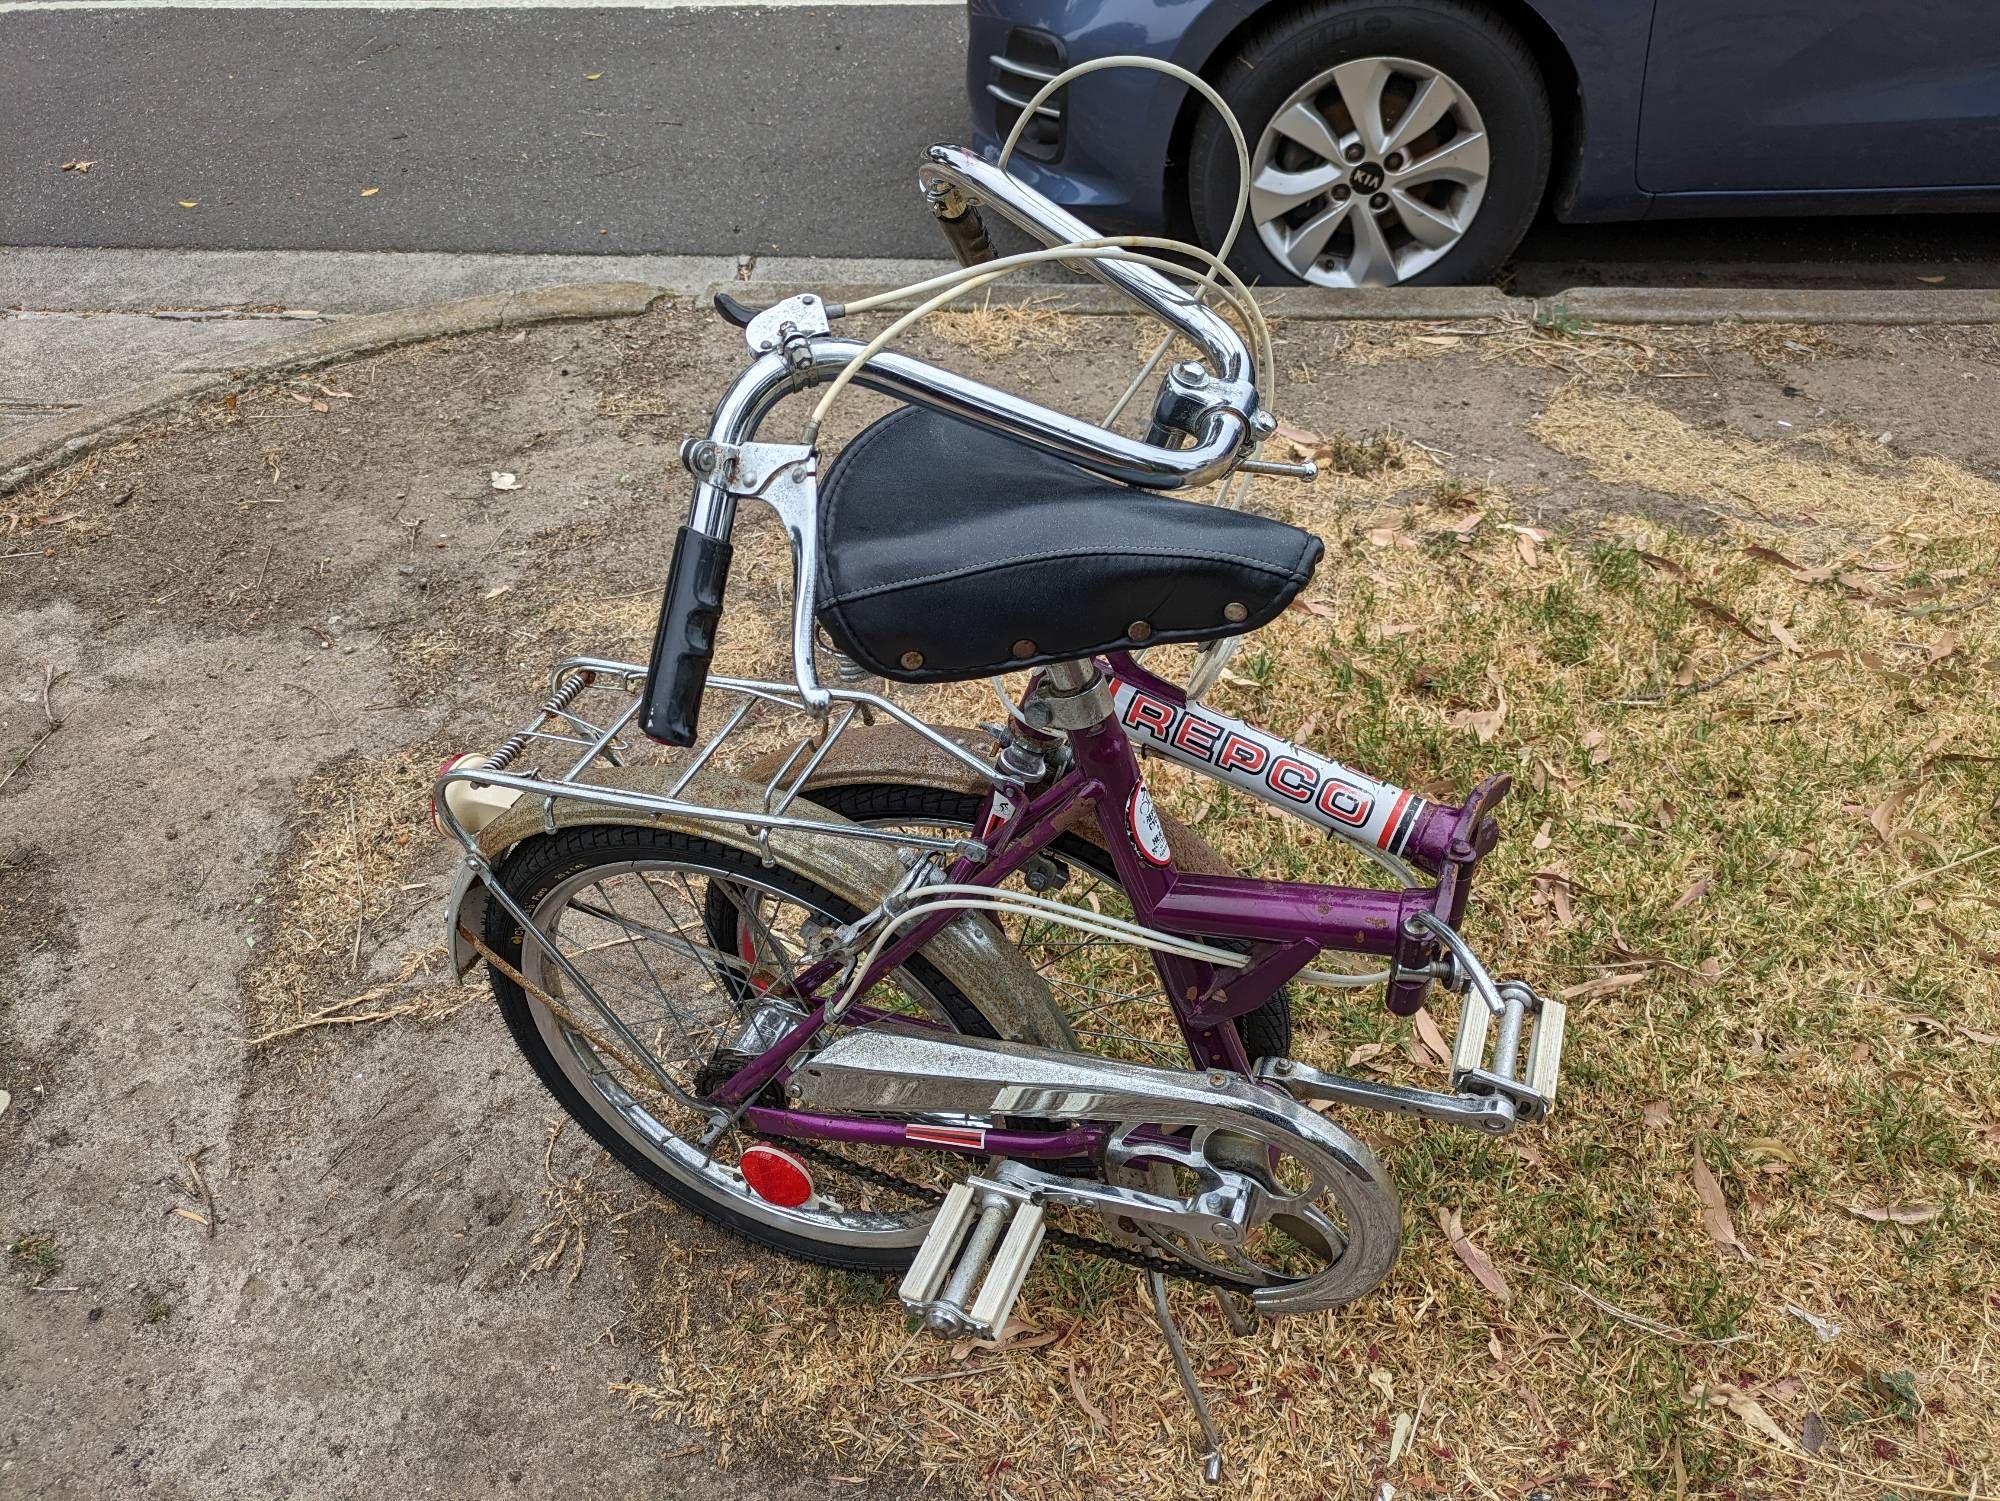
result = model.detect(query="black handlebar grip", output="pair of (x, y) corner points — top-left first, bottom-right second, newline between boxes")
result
(640, 526), (734, 747)
(935, 204), (997, 268)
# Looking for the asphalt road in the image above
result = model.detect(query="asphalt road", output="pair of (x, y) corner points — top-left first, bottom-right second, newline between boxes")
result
(2, 4), (970, 257)
(5, 1), (2000, 290)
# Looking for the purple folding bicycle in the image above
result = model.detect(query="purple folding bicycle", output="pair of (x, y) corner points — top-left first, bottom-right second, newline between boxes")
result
(433, 139), (1564, 1480)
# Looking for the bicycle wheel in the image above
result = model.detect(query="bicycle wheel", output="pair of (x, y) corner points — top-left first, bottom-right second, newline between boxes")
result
(482, 822), (1010, 1271)
(769, 783), (1294, 1067)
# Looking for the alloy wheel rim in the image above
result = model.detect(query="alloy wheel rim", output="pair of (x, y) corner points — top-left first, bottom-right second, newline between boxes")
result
(1249, 55), (1491, 288)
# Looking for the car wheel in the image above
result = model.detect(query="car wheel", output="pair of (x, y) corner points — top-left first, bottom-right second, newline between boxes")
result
(1188, 0), (1551, 287)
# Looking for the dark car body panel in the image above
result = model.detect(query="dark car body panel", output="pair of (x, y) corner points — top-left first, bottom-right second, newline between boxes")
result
(966, 0), (2000, 231)
(1638, 0), (2000, 194)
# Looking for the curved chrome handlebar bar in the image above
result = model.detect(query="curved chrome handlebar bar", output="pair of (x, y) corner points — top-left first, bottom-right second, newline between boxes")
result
(647, 142), (1270, 739)
(919, 143), (1254, 388)
(687, 343), (1251, 535)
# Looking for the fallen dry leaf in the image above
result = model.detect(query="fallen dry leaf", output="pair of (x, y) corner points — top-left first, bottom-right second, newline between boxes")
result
(1344, 1041), (1388, 1070)
(1864, 785), (1913, 846)
(1065, 1361), (1107, 1434)
(1767, 618), (1803, 655)
(1642, 1099), (1671, 1129)
(1533, 870), (1575, 926)
(1531, 819), (1552, 852)
(177, 199), (198, 209)
(1701, 1386), (1796, 1451)
(1409, 1007), (1452, 1072)
(1844, 1202), (1941, 1227)
(1436, 1207), (1510, 1303)
(1558, 971), (1647, 1000)
(61, 159), (97, 172)
(1288, 595), (1335, 619)
(584, 71), (604, 80)
(1450, 668), (1507, 744)
(1670, 877), (1711, 912)
(949, 1318), (1059, 1361)
(1692, 1145), (1751, 1260)
(1580, 728), (1611, 767)
(359, 186), (381, 197)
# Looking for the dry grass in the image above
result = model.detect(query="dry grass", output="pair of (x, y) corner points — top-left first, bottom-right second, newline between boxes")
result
(608, 388), (2000, 1501)
(926, 298), (1088, 359)
(241, 741), (465, 1044)
(236, 311), (1998, 1497)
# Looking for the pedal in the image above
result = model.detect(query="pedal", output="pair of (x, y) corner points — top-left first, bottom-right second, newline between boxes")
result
(898, 1176), (1045, 1339)
(1452, 979), (1566, 1122)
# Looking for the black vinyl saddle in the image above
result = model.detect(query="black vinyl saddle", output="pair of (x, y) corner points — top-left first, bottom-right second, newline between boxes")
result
(815, 407), (1324, 684)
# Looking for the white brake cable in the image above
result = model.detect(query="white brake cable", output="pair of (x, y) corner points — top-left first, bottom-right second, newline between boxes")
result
(831, 884), (1252, 1014)
(996, 55), (1258, 430)
(805, 238), (1270, 439)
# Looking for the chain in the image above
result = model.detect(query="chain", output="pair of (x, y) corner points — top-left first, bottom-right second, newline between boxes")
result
(784, 1138), (1252, 1292)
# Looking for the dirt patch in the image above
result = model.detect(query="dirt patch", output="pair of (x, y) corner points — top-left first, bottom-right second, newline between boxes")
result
(3, 300), (1996, 1500)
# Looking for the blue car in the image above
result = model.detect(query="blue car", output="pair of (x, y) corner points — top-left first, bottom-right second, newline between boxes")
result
(967, 0), (2000, 286)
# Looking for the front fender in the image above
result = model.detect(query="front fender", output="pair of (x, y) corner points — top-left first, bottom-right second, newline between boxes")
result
(447, 766), (1077, 1051)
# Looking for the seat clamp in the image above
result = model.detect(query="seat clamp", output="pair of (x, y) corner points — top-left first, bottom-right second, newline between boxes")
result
(1025, 661), (1114, 731)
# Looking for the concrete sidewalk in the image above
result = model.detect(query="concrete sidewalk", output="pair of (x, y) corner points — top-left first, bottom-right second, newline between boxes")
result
(2, 290), (1996, 1499)
(9, 249), (2000, 450)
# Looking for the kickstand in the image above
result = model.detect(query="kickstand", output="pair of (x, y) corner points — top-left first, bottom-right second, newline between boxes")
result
(1148, 1272), (1225, 1485)
(1212, 1287), (1258, 1338)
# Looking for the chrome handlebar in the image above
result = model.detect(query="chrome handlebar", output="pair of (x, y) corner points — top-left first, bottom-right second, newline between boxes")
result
(644, 143), (1271, 744)
(918, 143), (1254, 388)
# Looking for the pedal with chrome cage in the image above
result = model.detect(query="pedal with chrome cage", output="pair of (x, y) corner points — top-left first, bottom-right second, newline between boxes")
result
(898, 1171), (1047, 1340)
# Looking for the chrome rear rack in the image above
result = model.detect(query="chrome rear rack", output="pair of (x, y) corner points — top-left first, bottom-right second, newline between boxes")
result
(430, 654), (999, 862)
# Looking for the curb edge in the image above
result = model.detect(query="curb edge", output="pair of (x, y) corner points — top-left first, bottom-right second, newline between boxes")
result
(0, 280), (667, 497)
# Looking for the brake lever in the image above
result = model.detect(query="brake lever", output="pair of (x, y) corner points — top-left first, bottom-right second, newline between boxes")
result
(711, 291), (757, 328)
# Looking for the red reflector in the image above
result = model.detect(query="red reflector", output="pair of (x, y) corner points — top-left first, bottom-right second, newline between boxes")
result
(739, 1142), (813, 1208)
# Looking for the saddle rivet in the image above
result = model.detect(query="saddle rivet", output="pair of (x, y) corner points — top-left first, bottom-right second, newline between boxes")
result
(1127, 620), (1154, 642)
(1011, 639), (1036, 658)
(899, 650), (924, 670)
(1223, 602), (1247, 623)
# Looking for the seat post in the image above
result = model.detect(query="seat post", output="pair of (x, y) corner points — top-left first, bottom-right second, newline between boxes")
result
(1034, 660), (1115, 731)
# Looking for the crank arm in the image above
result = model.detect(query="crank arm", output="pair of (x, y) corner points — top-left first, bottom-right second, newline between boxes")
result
(1255, 1057), (1518, 1134)
(987, 1158), (1258, 1245)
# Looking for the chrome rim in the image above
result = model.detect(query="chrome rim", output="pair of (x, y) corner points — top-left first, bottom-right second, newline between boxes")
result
(1249, 55), (1491, 287)
(521, 858), (974, 1249)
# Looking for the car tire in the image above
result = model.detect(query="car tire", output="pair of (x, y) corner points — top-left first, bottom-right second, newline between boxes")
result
(1188, 0), (1552, 287)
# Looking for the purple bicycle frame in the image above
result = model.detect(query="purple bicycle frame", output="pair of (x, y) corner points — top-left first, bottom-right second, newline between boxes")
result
(711, 653), (1510, 1164)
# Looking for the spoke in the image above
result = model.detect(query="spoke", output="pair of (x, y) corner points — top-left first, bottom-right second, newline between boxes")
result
(1382, 72), (1458, 155)
(589, 879), (700, 1066)
(567, 899), (751, 974)
(1278, 198), (1350, 277)
(716, 879), (805, 996)
(1399, 130), (1489, 189)
(1330, 58), (1392, 155)
(1250, 161), (1343, 222)
(1388, 187), (1461, 248)
(1344, 205), (1399, 287)
(1268, 100), (1344, 163)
